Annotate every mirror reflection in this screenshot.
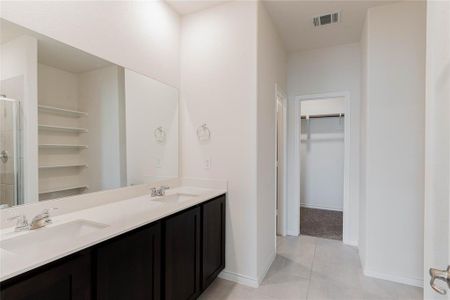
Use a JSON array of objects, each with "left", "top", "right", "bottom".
[{"left": 0, "top": 19, "right": 179, "bottom": 207}]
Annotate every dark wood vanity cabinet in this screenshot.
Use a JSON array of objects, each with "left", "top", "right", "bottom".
[
  {"left": 0, "top": 194, "right": 226, "bottom": 300},
  {"left": 201, "top": 195, "right": 226, "bottom": 291},
  {"left": 0, "top": 251, "right": 91, "bottom": 300},
  {"left": 163, "top": 206, "right": 201, "bottom": 300},
  {"left": 96, "top": 222, "right": 161, "bottom": 300}
]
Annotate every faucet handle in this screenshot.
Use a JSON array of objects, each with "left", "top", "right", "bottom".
[
  {"left": 33, "top": 208, "right": 57, "bottom": 223},
  {"left": 7, "top": 215, "right": 29, "bottom": 232},
  {"left": 41, "top": 207, "right": 58, "bottom": 222},
  {"left": 150, "top": 187, "right": 158, "bottom": 197}
]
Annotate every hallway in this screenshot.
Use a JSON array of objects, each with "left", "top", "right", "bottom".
[{"left": 200, "top": 236, "right": 422, "bottom": 300}]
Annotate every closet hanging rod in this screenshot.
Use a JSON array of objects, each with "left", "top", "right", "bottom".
[{"left": 300, "top": 113, "right": 345, "bottom": 119}]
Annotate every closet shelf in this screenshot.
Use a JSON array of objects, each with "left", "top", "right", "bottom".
[
  {"left": 38, "top": 105, "right": 88, "bottom": 117},
  {"left": 38, "top": 124, "right": 88, "bottom": 133},
  {"left": 39, "top": 185, "right": 88, "bottom": 194},
  {"left": 39, "top": 164, "right": 88, "bottom": 169},
  {"left": 300, "top": 113, "right": 345, "bottom": 119},
  {"left": 39, "top": 144, "right": 88, "bottom": 149}
]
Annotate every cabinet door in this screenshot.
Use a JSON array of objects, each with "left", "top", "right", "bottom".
[
  {"left": 0, "top": 251, "right": 91, "bottom": 300},
  {"left": 164, "top": 206, "right": 201, "bottom": 300},
  {"left": 201, "top": 195, "right": 226, "bottom": 290},
  {"left": 96, "top": 222, "right": 161, "bottom": 300}
]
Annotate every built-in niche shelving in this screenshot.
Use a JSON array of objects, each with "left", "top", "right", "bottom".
[
  {"left": 39, "top": 164, "right": 88, "bottom": 169},
  {"left": 37, "top": 62, "right": 92, "bottom": 201},
  {"left": 39, "top": 185, "right": 89, "bottom": 195},
  {"left": 38, "top": 100, "right": 89, "bottom": 200},
  {"left": 38, "top": 144, "right": 89, "bottom": 149},
  {"left": 38, "top": 124, "right": 88, "bottom": 133},
  {"left": 38, "top": 101, "right": 89, "bottom": 200},
  {"left": 38, "top": 105, "right": 88, "bottom": 117}
]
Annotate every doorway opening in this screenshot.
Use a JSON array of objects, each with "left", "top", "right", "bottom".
[{"left": 298, "top": 95, "right": 348, "bottom": 241}]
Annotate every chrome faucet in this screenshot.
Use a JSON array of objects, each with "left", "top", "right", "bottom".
[
  {"left": 30, "top": 208, "right": 57, "bottom": 230},
  {"left": 8, "top": 215, "right": 29, "bottom": 232},
  {"left": 151, "top": 185, "right": 170, "bottom": 197}
]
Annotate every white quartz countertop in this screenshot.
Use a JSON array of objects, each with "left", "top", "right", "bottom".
[{"left": 0, "top": 186, "right": 226, "bottom": 282}]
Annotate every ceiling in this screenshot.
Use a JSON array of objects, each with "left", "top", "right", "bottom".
[
  {"left": 263, "top": 0, "right": 396, "bottom": 52},
  {"left": 166, "top": 0, "right": 229, "bottom": 15},
  {"left": 1, "top": 19, "right": 111, "bottom": 73},
  {"left": 166, "top": 0, "right": 396, "bottom": 53}
]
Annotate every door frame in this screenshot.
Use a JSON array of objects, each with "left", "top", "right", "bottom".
[
  {"left": 423, "top": 0, "right": 450, "bottom": 297},
  {"left": 275, "top": 85, "right": 288, "bottom": 236},
  {"left": 288, "top": 91, "right": 352, "bottom": 244}
]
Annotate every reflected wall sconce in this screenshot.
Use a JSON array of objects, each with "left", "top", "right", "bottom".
[{"left": 197, "top": 123, "right": 211, "bottom": 142}]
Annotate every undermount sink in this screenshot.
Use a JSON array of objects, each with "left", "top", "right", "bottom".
[
  {"left": 151, "top": 192, "right": 198, "bottom": 204},
  {"left": 0, "top": 219, "right": 108, "bottom": 256}
]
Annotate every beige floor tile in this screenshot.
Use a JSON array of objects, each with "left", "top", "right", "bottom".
[
  {"left": 267, "top": 254, "right": 312, "bottom": 279},
  {"left": 201, "top": 236, "right": 423, "bottom": 300},
  {"left": 257, "top": 271, "right": 309, "bottom": 300},
  {"left": 392, "top": 283, "right": 422, "bottom": 300},
  {"left": 277, "top": 236, "right": 316, "bottom": 265},
  {"left": 307, "top": 274, "right": 369, "bottom": 300}
]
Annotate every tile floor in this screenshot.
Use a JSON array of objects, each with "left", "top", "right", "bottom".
[{"left": 200, "top": 235, "right": 422, "bottom": 300}]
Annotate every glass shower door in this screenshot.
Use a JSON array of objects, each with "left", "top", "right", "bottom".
[{"left": 0, "top": 97, "right": 21, "bottom": 207}]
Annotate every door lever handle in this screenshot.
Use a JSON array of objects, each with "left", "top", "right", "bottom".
[{"left": 429, "top": 266, "right": 450, "bottom": 295}]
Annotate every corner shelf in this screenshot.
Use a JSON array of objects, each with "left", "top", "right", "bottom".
[
  {"left": 39, "top": 185, "right": 88, "bottom": 195},
  {"left": 38, "top": 105, "right": 88, "bottom": 117},
  {"left": 38, "top": 124, "right": 88, "bottom": 133},
  {"left": 39, "top": 144, "right": 88, "bottom": 149},
  {"left": 39, "top": 164, "right": 88, "bottom": 169}
]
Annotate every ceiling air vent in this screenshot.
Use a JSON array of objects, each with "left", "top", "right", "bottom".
[{"left": 313, "top": 12, "right": 340, "bottom": 27}]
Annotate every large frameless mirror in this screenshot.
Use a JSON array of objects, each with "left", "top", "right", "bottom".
[{"left": 0, "top": 19, "right": 179, "bottom": 207}]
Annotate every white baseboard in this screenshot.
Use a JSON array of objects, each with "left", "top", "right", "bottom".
[
  {"left": 258, "top": 251, "right": 276, "bottom": 284},
  {"left": 218, "top": 270, "right": 259, "bottom": 288},
  {"left": 300, "top": 203, "right": 343, "bottom": 212},
  {"left": 364, "top": 269, "right": 423, "bottom": 288},
  {"left": 287, "top": 229, "right": 299, "bottom": 236},
  {"left": 343, "top": 238, "right": 358, "bottom": 247}
]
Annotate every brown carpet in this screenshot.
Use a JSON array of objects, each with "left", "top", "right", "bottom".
[{"left": 300, "top": 207, "right": 343, "bottom": 240}]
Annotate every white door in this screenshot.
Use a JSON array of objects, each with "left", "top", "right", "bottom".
[{"left": 424, "top": 0, "right": 450, "bottom": 298}]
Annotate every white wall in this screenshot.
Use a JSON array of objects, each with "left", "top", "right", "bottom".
[
  {"left": 0, "top": 0, "right": 180, "bottom": 88},
  {"left": 300, "top": 98, "right": 345, "bottom": 211},
  {"left": 180, "top": 1, "right": 259, "bottom": 285},
  {"left": 359, "top": 16, "right": 369, "bottom": 269},
  {"left": 79, "top": 65, "right": 124, "bottom": 192},
  {"left": 125, "top": 69, "right": 179, "bottom": 185},
  {"left": 301, "top": 98, "right": 345, "bottom": 117},
  {"left": 38, "top": 64, "right": 79, "bottom": 110},
  {"left": 300, "top": 117, "right": 344, "bottom": 211},
  {"left": 256, "top": 2, "right": 287, "bottom": 282},
  {"left": 287, "top": 43, "right": 360, "bottom": 243},
  {"left": 0, "top": 36, "right": 38, "bottom": 204},
  {"left": 359, "top": 1, "right": 426, "bottom": 286}
]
